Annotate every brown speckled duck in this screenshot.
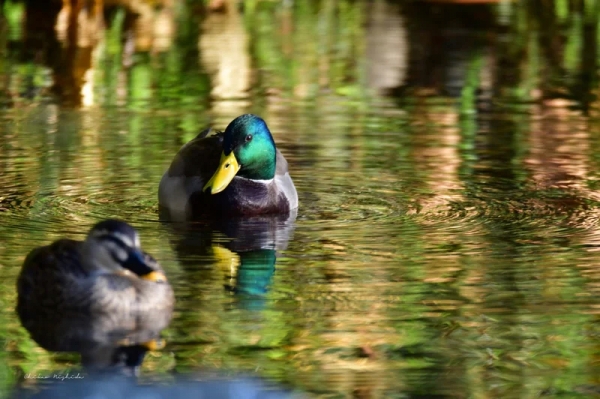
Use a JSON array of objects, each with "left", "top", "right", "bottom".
[{"left": 16, "top": 220, "right": 174, "bottom": 323}]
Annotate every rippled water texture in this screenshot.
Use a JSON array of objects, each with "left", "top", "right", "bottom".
[{"left": 3, "top": 0, "right": 600, "bottom": 398}]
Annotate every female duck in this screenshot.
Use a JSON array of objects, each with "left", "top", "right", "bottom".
[
  {"left": 17, "top": 220, "right": 174, "bottom": 324},
  {"left": 158, "top": 114, "right": 298, "bottom": 219}
]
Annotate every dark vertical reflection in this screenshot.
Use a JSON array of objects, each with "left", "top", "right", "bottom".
[
  {"left": 397, "top": 2, "right": 495, "bottom": 97},
  {"left": 574, "top": 2, "right": 598, "bottom": 113},
  {"left": 22, "top": 0, "right": 62, "bottom": 99},
  {"left": 528, "top": 0, "right": 563, "bottom": 99},
  {"left": 22, "top": 0, "right": 62, "bottom": 63}
]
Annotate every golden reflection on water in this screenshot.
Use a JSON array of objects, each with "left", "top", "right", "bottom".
[
  {"left": 42, "top": 0, "right": 256, "bottom": 117},
  {"left": 410, "top": 106, "right": 464, "bottom": 215},
  {"left": 528, "top": 104, "right": 590, "bottom": 191},
  {"left": 199, "top": 4, "right": 250, "bottom": 101},
  {"left": 6, "top": 1, "right": 600, "bottom": 398},
  {"left": 366, "top": 1, "right": 407, "bottom": 95}
]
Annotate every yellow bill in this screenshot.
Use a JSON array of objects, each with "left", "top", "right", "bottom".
[
  {"left": 141, "top": 271, "right": 167, "bottom": 283},
  {"left": 141, "top": 339, "right": 166, "bottom": 351},
  {"left": 116, "top": 338, "right": 166, "bottom": 351},
  {"left": 203, "top": 151, "right": 241, "bottom": 194}
]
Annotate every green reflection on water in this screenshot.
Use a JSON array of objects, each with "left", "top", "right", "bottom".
[{"left": 3, "top": 0, "right": 600, "bottom": 398}]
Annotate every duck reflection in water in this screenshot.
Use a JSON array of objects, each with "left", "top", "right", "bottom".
[
  {"left": 17, "top": 313, "right": 168, "bottom": 375},
  {"left": 162, "top": 209, "right": 297, "bottom": 310},
  {"left": 16, "top": 220, "right": 174, "bottom": 374}
]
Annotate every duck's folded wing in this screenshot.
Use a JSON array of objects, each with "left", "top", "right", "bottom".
[
  {"left": 159, "top": 133, "right": 223, "bottom": 213},
  {"left": 166, "top": 134, "right": 223, "bottom": 179}
]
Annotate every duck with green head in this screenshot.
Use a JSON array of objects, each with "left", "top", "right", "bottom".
[{"left": 158, "top": 114, "right": 298, "bottom": 219}]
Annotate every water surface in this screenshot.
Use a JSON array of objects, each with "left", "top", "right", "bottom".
[{"left": 2, "top": 1, "right": 600, "bottom": 398}]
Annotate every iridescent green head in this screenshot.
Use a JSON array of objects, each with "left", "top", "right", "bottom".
[{"left": 203, "top": 114, "right": 277, "bottom": 194}]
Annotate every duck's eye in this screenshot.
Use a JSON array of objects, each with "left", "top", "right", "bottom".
[{"left": 245, "top": 134, "right": 253, "bottom": 142}]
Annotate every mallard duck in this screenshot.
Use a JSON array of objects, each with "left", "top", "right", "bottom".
[
  {"left": 16, "top": 220, "right": 174, "bottom": 323},
  {"left": 158, "top": 114, "right": 298, "bottom": 219}
]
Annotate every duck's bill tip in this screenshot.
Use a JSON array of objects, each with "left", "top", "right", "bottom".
[
  {"left": 142, "top": 339, "right": 166, "bottom": 351},
  {"left": 141, "top": 271, "right": 167, "bottom": 283},
  {"left": 203, "top": 151, "right": 240, "bottom": 194}
]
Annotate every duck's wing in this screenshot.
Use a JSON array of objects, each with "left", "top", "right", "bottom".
[
  {"left": 165, "top": 130, "right": 223, "bottom": 180},
  {"left": 274, "top": 150, "right": 298, "bottom": 210},
  {"left": 195, "top": 127, "right": 213, "bottom": 140},
  {"left": 159, "top": 130, "right": 224, "bottom": 216},
  {"left": 16, "top": 239, "right": 87, "bottom": 321}
]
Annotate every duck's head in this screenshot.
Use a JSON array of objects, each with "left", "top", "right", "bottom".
[
  {"left": 203, "top": 114, "right": 277, "bottom": 194},
  {"left": 81, "top": 220, "right": 166, "bottom": 283}
]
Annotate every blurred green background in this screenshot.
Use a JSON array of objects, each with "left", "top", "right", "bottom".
[{"left": 3, "top": 0, "right": 600, "bottom": 397}]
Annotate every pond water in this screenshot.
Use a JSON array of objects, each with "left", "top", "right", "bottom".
[{"left": 2, "top": 0, "right": 600, "bottom": 398}]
